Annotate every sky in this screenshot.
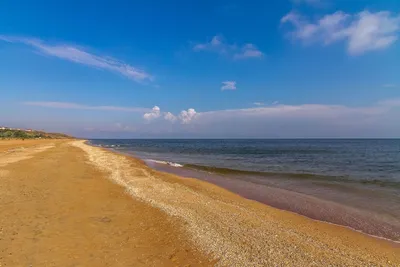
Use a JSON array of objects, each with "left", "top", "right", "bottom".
[{"left": 0, "top": 0, "right": 399, "bottom": 138}]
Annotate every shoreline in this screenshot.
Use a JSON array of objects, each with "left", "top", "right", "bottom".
[
  {"left": 148, "top": 160, "right": 400, "bottom": 244},
  {"left": 2, "top": 139, "right": 399, "bottom": 266},
  {"left": 91, "top": 142, "right": 400, "bottom": 244},
  {"left": 79, "top": 140, "right": 400, "bottom": 266}
]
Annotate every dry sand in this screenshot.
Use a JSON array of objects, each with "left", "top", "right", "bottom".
[
  {"left": 0, "top": 140, "right": 211, "bottom": 266},
  {"left": 0, "top": 139, "right": 399, "bottom": 266}
]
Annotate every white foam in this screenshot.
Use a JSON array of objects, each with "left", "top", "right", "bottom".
[{"left": 147, "top": 159, "right": 184, "bottom": 168}]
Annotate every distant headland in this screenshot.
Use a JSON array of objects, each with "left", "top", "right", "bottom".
[{"left": 0, "top": 126, "right": 73, "bottom": 139}]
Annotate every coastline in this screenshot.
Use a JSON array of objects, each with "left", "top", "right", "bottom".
[
  {"left": 94, "top": 142, "right": 400, "bottom": 243},
  {"left": 146, "top": 159, "right": 400, "bottom": 243},
  {"left": 79, "top": 140, "right": 400, "bottom": 265},
  {"left": 1, "top": 139, "right": 399, "bottom": 266}
]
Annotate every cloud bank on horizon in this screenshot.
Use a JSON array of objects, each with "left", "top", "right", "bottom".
[{"left": 20, "top": 99, "right": 400, "bottom": 138}]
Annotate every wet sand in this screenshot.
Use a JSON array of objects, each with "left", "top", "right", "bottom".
[
  {"left": 148, "top": 161, "right": 400, "bottom": 242},
  {"left": 1, "top": 139, "right": 399, "bottom": 266}
]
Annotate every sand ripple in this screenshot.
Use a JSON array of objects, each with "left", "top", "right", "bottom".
[{"left": 0, "top": 144, "right": 55, "bottom": 167}]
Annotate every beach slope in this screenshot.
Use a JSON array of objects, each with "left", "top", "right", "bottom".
[{"left": 0, "top": 139, "right": 399, "bottom": 266}]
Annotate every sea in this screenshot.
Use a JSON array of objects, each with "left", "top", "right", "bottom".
[{"left": 89, "top": 139, "right": 400, "bottom": 242}]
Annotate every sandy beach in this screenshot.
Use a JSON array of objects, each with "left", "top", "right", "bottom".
[{"left": 1, "top": 139, "right": 399, "bottom": 266}]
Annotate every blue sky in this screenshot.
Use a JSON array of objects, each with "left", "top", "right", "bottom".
[{"left": 0, "top": 0, "right": 399, "bottom": 138}]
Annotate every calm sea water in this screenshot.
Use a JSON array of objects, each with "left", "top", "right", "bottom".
[{"left": 89, "top": 139, "right": 400, "bottom": 241}]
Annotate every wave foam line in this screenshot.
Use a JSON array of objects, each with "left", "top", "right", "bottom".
[{"left": 146, "top": 159, "right": 184, "bottom": 168}]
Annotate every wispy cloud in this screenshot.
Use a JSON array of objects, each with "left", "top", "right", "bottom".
[
  {"left": 115, "top": 122, "right": 135, "bottom": 131},
  {"left": 0, "top": 35, "right": 152, "bottom": 82},
  {"left": 82, "top": 123, "right": 137, "bottom": 134},
  {"left": 233, "top": 44, "right": 264, "bottom": 60},
  {"left": 200, "top": 103, "right": 382, "bottom": 119},
  {"left": 193, "top": 35, "right": 264, "bottom": 60},
  {"left": 383, "top": 83, "right": 397, "bottom": 88},
  {"left": 22, "top": 101, "right": 150, "bottom": 112},
  {"left": 193, "top": 35, "right": 224, "bottom": 52},
  {"left": 281, "top": 10, "right": 400, "bottom": 55},
  {"left": 254, "top": 101, "right": 279, "bottom": 106},
  {"left": 253, "top": 102, "right": 265, "bottom": 106},
  {"left": 378, "top": 99, "right": 400, "bottom": 107},
  {"left": 221, "top": 81, "right": 237, "bottom": 91}
]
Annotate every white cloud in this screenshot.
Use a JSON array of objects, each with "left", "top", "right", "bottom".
[
  {"left": 23, "top": 101, "right": 149, "bottom": 112},
  {"left": 234, "top": 44, "right": 264, "bottom": 59},
  {"left": 221, "top": 81, "right": 237, "bottom": 91},
  {"left": 178, "top": 108, "right": 197, "bottom": 124},
  {"left": 143, "top": 106, "right": 161, "bottom": 121},
  {"left": 347, "top": 11, "right": 400, "bottom": 54},
  {"left": 272, "top": 101, "right": 279, "bottom": 105},
  {"left": 164, "top": 112, "right": 177, "bottom": 122},
  {"left": 0, "top": 35, "right": 152, "bottom": 82},
  {"left": 141, "top": 106, "right": 197, "bottom": 124},
  {"left": 281, "top": 10, "right": 400, "bottom": 55},
  {"left": 17, "top": 99, "right": 400, "bottom": 138},
  {"left": 193, "top": 35, "right": 223, "bottom": 51},
  {"left": 125, "top": 99, "right": 400, "bottom": 138},
  {"left": 193, "top": 35, "right": 264, "bottom": 59}
]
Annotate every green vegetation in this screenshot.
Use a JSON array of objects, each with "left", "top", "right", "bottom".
[{"left": 0, "top": 128, "right": 73, "bottom": 139}]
